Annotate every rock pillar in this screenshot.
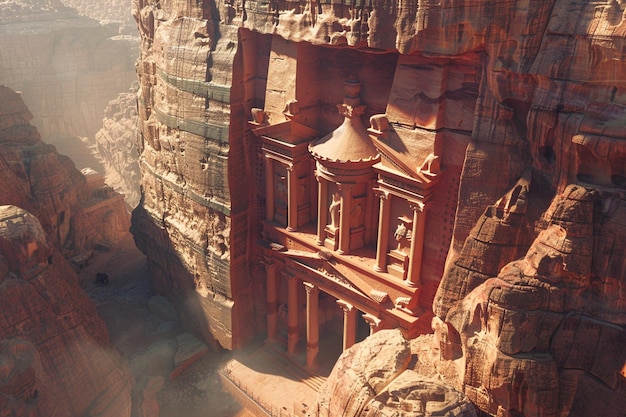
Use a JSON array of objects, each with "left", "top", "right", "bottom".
[
  {"left": 406, "top": 202, "right": 426, "bottom": 287},
  {"left": 374, "top": 190, "right": 390, "bottom": 272},
  {"left": 337, "top": 299, "right": 357, "bottom": 350},
  {"left": 304, "top": 282, "right": 319, "bottom": 370}
]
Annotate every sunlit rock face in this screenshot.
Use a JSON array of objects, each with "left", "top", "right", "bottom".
[
  {"left": 133, "top": 0, "right": 625, "bottom": 414},
  {"left": 0, "top": 86, "right": 129, "bottom": 257},
  {"left": 0, "top": 206, "right": 134, "bottom": 417},
  {"left": 94, "top": 87, "right": 142, "bottom": 209},
  {"left": 0, "top": 0, "right": 136, "bottom": 165}
]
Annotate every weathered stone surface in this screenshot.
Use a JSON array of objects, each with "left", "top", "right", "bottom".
[
  {"left": 317, "top": 329, "right": 476, "bottom": 417},
  {"left": 0, "top": 206, "right": 134, "bottom": 417},
  {"left": 94, "top": 86, "right": 141, "bottom": 208},
  {"left": 433, "top": 185, "right": 626, "bottom": 417},
  {"left": 132, "top": 1, "right": 626, "bottom": 415},
  {"left": 170, "top": 333, "right": 209, "bottom": 380},
  {"left": 0, "top": 86, "right": 130, "bottom": 258}
]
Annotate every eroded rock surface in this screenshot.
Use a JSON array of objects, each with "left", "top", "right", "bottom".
[
  {"left": 0, "top": 205, "right": 133, "bottom": 417},
  {"left": 131, "top": 0, "right": 626, "bottom": 415},
  {"left": 317, "top": 329, "right": 476, "bottom": 417},
  {"left": 94, "top": 86, "right": 141, "bottom": 208},
  {"left": 0, "top": 86, "right": 130, "bottom": 258}
]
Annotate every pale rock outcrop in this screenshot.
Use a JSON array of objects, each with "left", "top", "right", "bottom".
[
  {"left": 93, "top": 87, "right": 141, "bottom": 208},
  {"left": 0, "top": 205, "right": 133, "bottom": 417},
  {"left": 317, "top": 329, "right": 476, "bottom": 417}
]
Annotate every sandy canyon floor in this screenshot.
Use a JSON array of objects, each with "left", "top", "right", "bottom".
[{"left": 78, "top": 233, "right": 245, "bottom": 417}]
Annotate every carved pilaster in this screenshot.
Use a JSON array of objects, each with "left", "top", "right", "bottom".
[
  {"left": 264, "top": 156, "right": 274, "bottom": 222},
  {"left": 374, "top": 188, "right": 391, "bottom": 272},
  {"left": 304, "top": 282, "right": 319, "bottom": 370},
  {"left": 286, "top": 164, "right": 298, "bottom": 231},
  {"left": 263, "top": 260, "right": 279, "bottom": 343},
  {"left": 406, "top": 201, "right": 426, "bottom": 287},
  {"left": 285, "top": 274, "right": 299, "bottom": 355},
  {"left": 316, "top": 173, "right": 328, "bottom": 245},
  {"left": 337, "top": 182, "right": 354, "bottom": 254},
  {"left": 337, "top": 299, "right": 357, "bottom": 350}
]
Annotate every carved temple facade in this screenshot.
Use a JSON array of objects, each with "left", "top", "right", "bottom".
[{"left": 251, "top": 73, "right": 443, "bottom": 369}]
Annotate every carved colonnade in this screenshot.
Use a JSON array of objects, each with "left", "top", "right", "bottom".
[{"left": 263, "top": 259, "right": 382, "bottom": 370}]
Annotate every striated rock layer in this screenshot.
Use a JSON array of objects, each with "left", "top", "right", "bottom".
[
  {"left": 132, "top": 0, "right": 626, "bottom": 415},
  {"left": 0, "top": 205, "right": 134, "bottom": 417}
]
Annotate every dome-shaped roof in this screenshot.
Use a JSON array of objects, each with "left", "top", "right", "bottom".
[{"left": 309, "top": 80, "right": 379, "bottom": 164}]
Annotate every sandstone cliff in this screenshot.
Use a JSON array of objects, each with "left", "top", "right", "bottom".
[
  {"left": 0, "top": 205, "right": 134, "bottom": 417},
  {"left": 0, "top": 0, "right": 137, "bottom": 170},
  {"left": 131, "top": 0, "right": 626, "bottom": 415}
]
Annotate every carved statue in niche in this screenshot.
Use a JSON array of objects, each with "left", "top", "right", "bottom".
[
  {"left": 328, "top": 192, "right": 341, "bottom": 230},
  {"left": 394, "top": 217, "right": 412, "bottom": 252}
]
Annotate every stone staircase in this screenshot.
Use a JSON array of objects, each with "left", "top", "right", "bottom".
[{"left": 259, "top": 344, "right": 327, "bottom": 392}]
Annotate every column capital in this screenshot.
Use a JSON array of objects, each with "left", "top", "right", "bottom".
[
  {"left": 373, "top": 188, "right": 389, "bottom": 200},
  {"left": 362, "top": 313, "right": 382, "bottom": 333},
  {"left": 409, "top": 201, "right": 425, "bottom": 212},
  {"left": 303, "top": 281, "right": 319, "bottom": 295},
  {"left": 336, "top": 299, "right": 354, "bottom": 313}
]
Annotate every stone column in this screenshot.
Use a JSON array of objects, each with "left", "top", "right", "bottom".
[
  {"left": 337, "top": 299, "right": 357, "bottom": 350},
  {"left": 406, "top": 201, "right": 426, "bottom": 287},
  {"left": 316, "top": 173, "right": 328, "bottom": 245},
  {"left": 362, "top": 313, "right": 382, "bottom": 335},
  {"left": 337, "top": 183, "right": 353, "bottom": 254},
  {"left": 265, "top": 261, "right": 278, "bottom": 343},
  {"left": 264, "top": 156, "right": 274, "bottom": 222},
  {"left": 286, "top": 164, "right": 298, "bottom": 231},
  {"left": 286, "top": 274, "right": 299, "bottom": 355},
  {"left": 304, "top": 282, "right": 319, "bottom": 370},
  {"left": 374, "top": 190, "right": 390, "bottom": 272}
]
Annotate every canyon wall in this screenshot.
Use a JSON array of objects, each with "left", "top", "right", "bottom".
[
  {"left": 0, "top": 87, "right": 134, "bottom": 416},
  {"left": 0, "top": 0, "right": 137, "bottom": 170},
  {"left": 132, "top": 0, "right": 625, "bottom": 414}
]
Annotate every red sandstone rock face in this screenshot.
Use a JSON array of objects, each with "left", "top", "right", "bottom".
[
  {"left": 0, "top": 86, "right": 130, "bottom": 257},
  {"left": 0, "top": 206, "right": 133, "bottom": 417},
  {"left": 132, "top": 0, "right": 626, "bottom": 415}
]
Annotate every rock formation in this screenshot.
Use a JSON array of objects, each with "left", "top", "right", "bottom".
[
  {"left": 0, "top": 0, "right": 137, "bottom": 170},
  {"left": 93, "top": 86, "right": 142, "bottom": 209},
  {"left": 0, "top": 85, "right": 129, "bottom": 259},
  {"left": 0, "top": 205, "right": 134, "bottom": 417},
  {"left": 131, "top": 0, "right": 626, "bottom": 415}
]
